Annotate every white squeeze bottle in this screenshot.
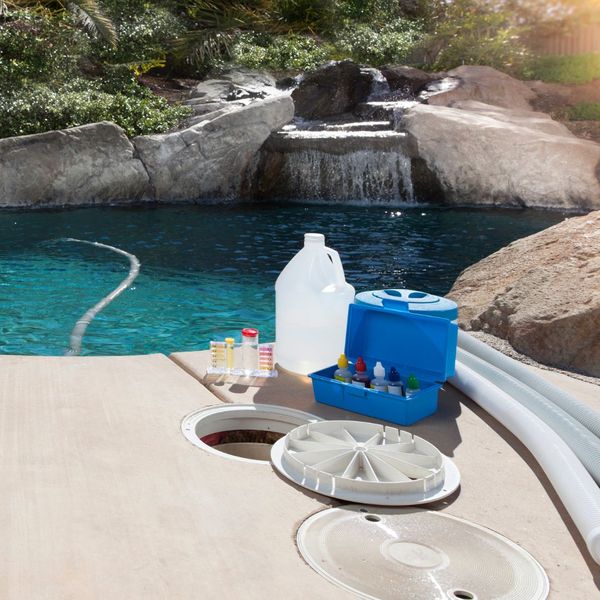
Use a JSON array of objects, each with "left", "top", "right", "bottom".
[
  {"left": 370, "top": 361, "right": 388, "bottom": 392},
  {"left": 275, "top": 233, "right": 355, "bottom": 375}
]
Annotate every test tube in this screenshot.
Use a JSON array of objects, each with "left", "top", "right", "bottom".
[
  {"left": 258, "top": 343, "right": 274, "bottom": 373},
  {"left": 210, "top": 341, "right": 227, "bottom": 370},
  {"left": 225, "top": 337, "right": 235, "bottom": 371},
  {"left": 241, "top": 328, "right": 259, "bottom": 374}
]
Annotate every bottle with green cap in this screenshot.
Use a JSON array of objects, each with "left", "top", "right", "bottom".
[
  {"left": 406, "top": 374, "right": 420, "bottom": 398},
  {"left": 334, "top": 353, "right": 352, "bottom": 383}
]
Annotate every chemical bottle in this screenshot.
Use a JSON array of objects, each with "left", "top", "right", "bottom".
[
  {"left": 351, "top": 357, "right": 371, "bottom": 388},
  {"left": 387, "top": 367, "right": 403, "bottom": 396},
  {"left": 406, "top": 374, "right": 420, "bottom": 398},
  {"left": 275, "top": 233, "right": 355, "bottom": 375},
  {"left": 370, "top": 361, "right": 388, "bottom": 392},
  {"left": 241, "top": 328, "right": 259, "bottom": 374},
  {"left": 334, "top": 354, "right": 352, "bottom": 383}
]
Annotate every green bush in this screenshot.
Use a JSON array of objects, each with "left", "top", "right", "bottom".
[
  {"left": 92, "top": 4, "right": 187, "bottom": 65},
  {"left": 232, "top": 33, "right": 332, "bottom": 71},
  {"left": 334, "top": 18, "right": 423, "bottom": 66},
  {"left": 0, "top": 76, "right": 191, "bottom": 139},
  {"left": 423, "top": 6, "right": 529, "bottom": 71},
  {"left": 567, "top": 102, "right": 600, "bottom": 121},
  {"left": 522, "top": 54, "right": 600, "bottom": 85},
  {"left": 0, "top": 9, "right": 88, "bottom": 86}
]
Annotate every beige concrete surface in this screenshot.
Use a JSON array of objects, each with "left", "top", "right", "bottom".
[
  {"left": 0, "top": 354, "right": 353, "bottom": 600},
  {"left": 171, "top": 350, "right": 600, "bottom": 598}
]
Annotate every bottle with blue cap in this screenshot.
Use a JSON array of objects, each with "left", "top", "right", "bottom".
[{"left": 387, "top": 367, "right": 403, "bottom": 396}]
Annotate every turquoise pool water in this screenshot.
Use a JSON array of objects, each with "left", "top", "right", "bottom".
[{"left": 0, "top": 204, "right": 564, "bottom": 356}]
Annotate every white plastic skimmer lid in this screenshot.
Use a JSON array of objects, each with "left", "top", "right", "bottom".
[
  {"left": 297, "top": 505, "right": 549, "bottom": 600},
  {"left": 270, "top": 420, "right": 460, "bottom": 505}
]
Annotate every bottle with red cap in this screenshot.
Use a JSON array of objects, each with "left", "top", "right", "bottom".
[
  {"left": 241, "top": 327, "right": 259, "bottom": 374},
  {"left": 351, "top": 357, "right": 371, "bottom": 388}
]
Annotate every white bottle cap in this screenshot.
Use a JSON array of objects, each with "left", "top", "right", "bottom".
[
  {"left": 304, "top": 233, "right": 325, "bottom": 246},
  {"left": 373, "top": 361, "right": 385, "bottom": 378}
]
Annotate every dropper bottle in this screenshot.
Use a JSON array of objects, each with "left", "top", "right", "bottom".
[
  {"left": 370, "top": 361, "right": 388, "bottom": 392},
  {"left": 351, "top": 357, "right": 371, "bottom": 388},
  {"left": 406, "top": 374, "right": 420, "bottom": 398},
  {"left": 334, "top": 353, "right": 352, "bottom": 383},
  {"left": 387, "top": 367, "right": 403, "bottom": 396}
]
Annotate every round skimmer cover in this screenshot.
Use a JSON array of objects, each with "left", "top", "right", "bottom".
[
  {"left": 270, "top": 420, "right": 459, "bottom": 505},
  {"left": 297, "top": 505, "right": 549, "bottom": 600}
]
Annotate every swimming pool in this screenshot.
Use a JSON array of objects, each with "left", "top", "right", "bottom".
[{"left": 0, "top": 204, "right": 564, "bottom": 356}]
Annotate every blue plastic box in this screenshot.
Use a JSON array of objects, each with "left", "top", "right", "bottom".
[{"left": 309, "top": 289, "right": 458, "bottom": 426}]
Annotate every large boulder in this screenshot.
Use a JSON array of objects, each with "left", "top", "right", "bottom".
[
  {"left": 380, "top": 64, "right": 440, "bottom": 98},
  {"left": 0, "top": 122, "right": 149, "bottom": 207},
  {"left": 134, "top": 95, "right": 294, "bottom": 201},
  {"left": 291, "top": 60, "right": 372, "bottom": 119},
  {"left": 448, "top": 211, "right": 600, "bottom": 377},
  {"left": 420, "top": 65, "right": 537, "bottom": 111},
  {"left": 401, "top": 101, "right": 600, "bottom": 210}
]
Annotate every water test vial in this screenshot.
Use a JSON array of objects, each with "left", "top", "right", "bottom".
[{"left": 241, "top": 328, "right": 259, "bottom": 374}]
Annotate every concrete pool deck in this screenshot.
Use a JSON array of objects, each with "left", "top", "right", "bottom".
[{"left": 1, "top": 351, "right": 599, "bottom": 599}]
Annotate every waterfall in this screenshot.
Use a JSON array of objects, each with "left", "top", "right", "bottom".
[{"left": 270, "top": 148, "right": 415, "bottom": 205}]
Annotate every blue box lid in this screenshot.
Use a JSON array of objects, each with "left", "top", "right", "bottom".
[
  {"left": 344, "top": 302, "right": 458, "bottom": 383},
  {"left": 355, "top": 289, "right": 458, "bottom": 321}
]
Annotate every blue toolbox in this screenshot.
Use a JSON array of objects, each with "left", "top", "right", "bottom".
[{"left": 309, "top": 289, "right": 458, "bottom": 425}]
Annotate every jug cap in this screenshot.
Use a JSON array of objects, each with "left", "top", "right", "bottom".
[{"left": 304, "top": 233, "right": 325, "bottom": 246}]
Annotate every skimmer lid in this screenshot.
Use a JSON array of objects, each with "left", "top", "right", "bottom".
[
  {"left": 270, "top": 420, "right": 459, "bottom": 505},
  {"left": 297, "top": 505, "right": 549, "bottom": 600}
]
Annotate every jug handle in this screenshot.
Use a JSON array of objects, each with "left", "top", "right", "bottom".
[{"left": 325, "top": 247, "right": 346, "bottom": 286}]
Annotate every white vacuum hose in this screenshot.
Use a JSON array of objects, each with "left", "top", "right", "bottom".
[
  {"left": 458, "top": 330, "right": 600, "bottom": 438},
  {"left": 457, "top": 347, "right": 600, "bottom": 485},
  {"left": 450, "top": 362, "right": 600, "bottom": 565}
]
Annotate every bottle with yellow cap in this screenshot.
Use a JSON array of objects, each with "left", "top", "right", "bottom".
[{"left": 333, "top": 353, "right": 352, "bottom": 383}]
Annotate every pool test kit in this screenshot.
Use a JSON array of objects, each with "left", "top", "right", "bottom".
[
  {"left": 207, "top": 328, "right": 277, "bottom": 378},
  {"left": 309, "top": 289, "right": 458, "bottom": 425}
]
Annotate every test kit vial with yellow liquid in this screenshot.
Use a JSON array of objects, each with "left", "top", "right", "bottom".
[{"left": 207, "top": 329, "right": 277, "bottom": 377}]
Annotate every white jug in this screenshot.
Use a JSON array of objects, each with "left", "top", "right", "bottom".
[{"left": 275, "top": 233, "right": 355, "bottom": 375}]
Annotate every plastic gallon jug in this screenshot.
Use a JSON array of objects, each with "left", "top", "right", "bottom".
[{"left": 275, "top": 233, "right": 355, "bottom": 375}]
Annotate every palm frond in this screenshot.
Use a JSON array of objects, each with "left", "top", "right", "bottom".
[
  {"left": 171, "top": 28, "right": 236, "bottom": 68},
  {"left": 66, "top": 0, "right": 117, "bottom": 47}
]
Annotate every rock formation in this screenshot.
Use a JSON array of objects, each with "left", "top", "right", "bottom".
[
  {"left": 134, "top": 95, "right": 293, "bottom": 202},
  {"left": 401, "top": 101, "right": 600, "bottom": 210},
  {"left": 448, "top": 210, "right": 600, "bottom": 377},
  {"left": 0, "top": 122, "right": 148, "bottom": 208},
  {"left": 420, "top": 65, "right": 537, "bottom": 111}
]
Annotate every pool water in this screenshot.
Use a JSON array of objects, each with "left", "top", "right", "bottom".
[{"left": 0, "top": 204, "right": 564, "bottom": 356}]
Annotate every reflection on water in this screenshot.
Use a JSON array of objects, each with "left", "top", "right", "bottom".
[{"left": 0, "top": 203, "right": 564, "bottom": 355}]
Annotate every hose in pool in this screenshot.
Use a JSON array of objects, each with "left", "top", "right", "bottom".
[{"left": 62, "top": 238, "right": 140, "bottom": 356}]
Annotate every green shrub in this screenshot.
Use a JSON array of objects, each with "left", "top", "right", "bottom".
[
  {"left": 0, "top": 9, "right": 88, "bottom": 86},
  {"left": 0, "top": 77, "right": 191, "bottom": 138},
  {"left": 232, "top": 33, "right": 332, "bottom": 71},
  {"left": 92, "top": 5, "right": 187, "bottom": 65},
  {"left": 567, "top": 102, "right": 600, "bottom": 121},
  {"left": 423, "top": 6, "right": 529, "bottom": 71},
  {"left": 334, "top": 18, "right": 423, "bottom": 66},
  {"left": 522, "top": 54, "right": 600, "bottom": 85}
]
